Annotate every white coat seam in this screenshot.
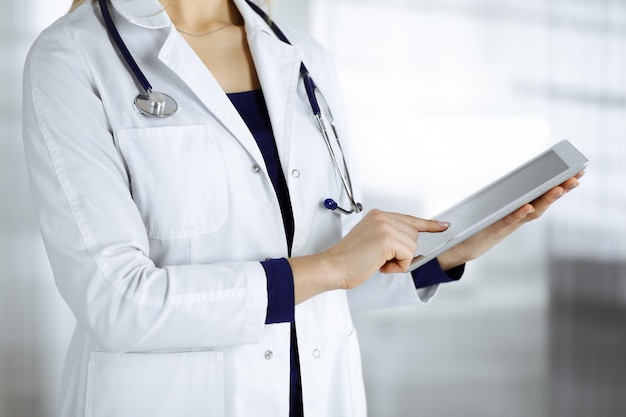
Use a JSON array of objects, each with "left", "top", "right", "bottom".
[
  {"left": 280, "top": 54, "right": 299, "bottom": 178},
  {"left": 29, "top": 28, "right": 103, "bottom": 258}
]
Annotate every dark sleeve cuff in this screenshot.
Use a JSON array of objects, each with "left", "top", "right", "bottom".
[
  {"left": 261, "top": 258, "right": 295, "bottom": 324},
  {"left": 411, "top": 258, "right": 465, "bottom": 289}
]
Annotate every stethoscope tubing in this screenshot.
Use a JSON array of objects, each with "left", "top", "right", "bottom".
[
  {"left": 315, "top": 109, "right": 360, "bottom": 214},
  {"left": 245, "top": 1, "right": 361, "bottom": 214},
  {"left": 99, "top": 0, "right": 152, "bottom": 93}
]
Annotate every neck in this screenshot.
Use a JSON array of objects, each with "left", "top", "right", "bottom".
[{"left": 161, "top": 0, "right": 242, "bottom": 33}]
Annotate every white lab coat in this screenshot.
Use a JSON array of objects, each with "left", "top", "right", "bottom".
[{"left": 23, "top": 0, "right": 436, "bottom": 416}]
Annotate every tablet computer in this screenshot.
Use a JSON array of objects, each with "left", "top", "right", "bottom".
[{"left": 410, "top": 140, "right": 588, "bottom": 271}]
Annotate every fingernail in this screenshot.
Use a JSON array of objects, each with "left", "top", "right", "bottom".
[
  {"left": 524, "top": 207, "right": 535, "bottom": 216},
  {"left": 554, "top": 191, "right": 565, "bottom": 200},
  {"left": 566, "top": 183, "right": 579, "bottom": 192},
  {"left": 438, "top": 221, "right": 451, "bottom": 228}
]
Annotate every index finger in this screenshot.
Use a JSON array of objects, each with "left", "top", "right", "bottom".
[
  {"left": 407, "top": 215, "right": 450, "bottom": 233},
  {"left": 373, "top": 211, "right": 451, "bottom": 234}
]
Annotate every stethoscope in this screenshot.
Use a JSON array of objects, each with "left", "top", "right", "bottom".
[{"left": 99, "top": 0, "right": 362, "bottom": 215}]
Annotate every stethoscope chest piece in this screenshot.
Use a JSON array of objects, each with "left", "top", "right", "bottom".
[{"left": 134, "top": 91, "right": 178, "bottom": 117}]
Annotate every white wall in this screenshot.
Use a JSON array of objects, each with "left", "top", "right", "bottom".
[{"left": 1, "top": 0, "right": 75, "bottom": 415}]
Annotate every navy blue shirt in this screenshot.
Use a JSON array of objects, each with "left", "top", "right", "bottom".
[{"left": 228, "top": 88, "right": 463, "bottom": 417}]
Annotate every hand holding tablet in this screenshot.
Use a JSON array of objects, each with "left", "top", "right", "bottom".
[{"left": 411, "top": 140, "right": 588, "bottom": 271}]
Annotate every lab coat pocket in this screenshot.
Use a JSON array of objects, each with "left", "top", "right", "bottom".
[
  {"left": 85, "top": 351, "right": 224, "bottom": 417},
  {"left": 116, "top": 125, "right": 228, "bottom": 239}
]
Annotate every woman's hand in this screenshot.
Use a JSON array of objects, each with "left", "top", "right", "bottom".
[
  {"left": 437, "top": 172, "right": 584, "bottom": 271},
  {"left": 289, "top": 209, "right": 450, "bottom": 304}
]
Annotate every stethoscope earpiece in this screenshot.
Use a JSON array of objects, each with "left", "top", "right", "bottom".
[
  {"left": 324, "top": 199, "right": 338, "bottom": 211},
  {"left": 324, "top": 198, "right": 362, "bottom": 215}
]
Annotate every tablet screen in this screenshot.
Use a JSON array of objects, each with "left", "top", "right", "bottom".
[
  {"left": 441, "top": 150, "right": 567, "bottom": 236},
  {"left": 411, "top": 150, "right": 571, "bottom": 269}
]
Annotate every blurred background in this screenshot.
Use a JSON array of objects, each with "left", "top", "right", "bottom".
[{"left": 1, "top": 0, "right": 624, "bottom": 416}]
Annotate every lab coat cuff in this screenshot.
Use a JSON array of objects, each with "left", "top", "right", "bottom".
[
  {"left": 261, "top": 258, "right": 295, "bottom": 324},
  {"left": 411, "top": 258, "right": 465, "bottom": 289}
]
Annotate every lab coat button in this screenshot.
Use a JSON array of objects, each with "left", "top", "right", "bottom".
[
  {"left": 291, "top": 169, "right": 300, "bottom": 178},
  {"left": 312, "top": 349, "right": 320, "bottom": 358},
  {"left": 264, "top": 350, "right": 273, "bottom": 360},
  {"left": 251, "top": 164, "right": 261, "bottom": 173}
]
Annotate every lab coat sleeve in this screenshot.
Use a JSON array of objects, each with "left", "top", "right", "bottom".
[{"left": 22, "top": 26, "right": 268, "bottom": 352}]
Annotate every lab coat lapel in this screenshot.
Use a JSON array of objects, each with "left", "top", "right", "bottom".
[
  {"left": 246, "top": 28, "right": 302, "bottom": 174},
  {"left": 155, "top": 0, "right": 301, "bottom": 172},
  {"left": 157, "top": 29, "right": 266, "bottom": 166}
]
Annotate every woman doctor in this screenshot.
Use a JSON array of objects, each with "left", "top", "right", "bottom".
[{"left": 22, "top": 0, "right": 581, "bottom": 416}]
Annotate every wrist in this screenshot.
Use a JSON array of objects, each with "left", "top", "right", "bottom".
[
  {"left": 437, "top": 243, "right": 473, "bottom": 272},
  {"left": 288, "top": 252, "right": 343, "bottom": 304}
]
